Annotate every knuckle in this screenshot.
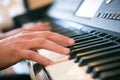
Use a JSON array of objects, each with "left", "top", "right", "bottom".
[
  {"left": 11, "top": 46, "right": 23, "bottom": 59},
  {"left": 38, "top": 38, "right": 46, "bottom": 45},
  {"left": 44, "top": 31, "right": 52, "bottom": 36},
  {"left": 14, "top": 41, "right": 25, "bottom": 49},
  {"left": 17, "top": 31, "right": 32, "bottom": 39},
  {"left": 27, "top": 53, "right": 35, "bottom": 60}
]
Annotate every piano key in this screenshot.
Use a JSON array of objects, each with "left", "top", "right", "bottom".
[
  {"left": 75, "top": 45, "right": 120, "bottom": 62},
  {"left": 63, "top": 32, "right": 78, "bottom": 37},
  {"left": 69, "top": 33, "right": 88, "bottom": 38},
  {"left": 116, "top": 39, "right": 120, "bottom": 43},
  {"left": 92, "top": 62, "right": 120, "bottom": 78},
  {"left": 60, "top": 30, "right": 75, "bottom": 34},
  {"left": 60, "top": 30, "right": 85, "bottom": 37},
  {"left": 46, "top": 60, "right": 94, "bottom": 80},
  {"left": 54, "top": 28, "right": 74, "bottom": 33},
  {"left": 70, "top": 41, "right": 116, "bottom": 59},
  {"left": 92, "top": 32, "right": 101, "bottom": 35},
  {"left": 79, "top": 48, "right": 120, "bottom": 66},
  {"left": 68, "top": 37, "right": 103, "bottom": 50},
  {"left": 73, "top": 37, "right": 103, "bottom": 47},
  {"left": 98, "top": 32, "right": 107, "bottom": 37},
  {"left": 100, "top": 69, "right": 120, "bottom": 80},
  {"left": 75, "top": 36, "right": 98, "bottom": 43},
  {"left": 52, "top": 27, "right": 69, "bottom": 32},
  {"left": 89, "top": 30, "right": 96, "bottom": 33},
  {"left": 71, "top": 39, "right": 108, "bottom": 50},
  {"left": 87, "top": 56, "right": 120, "bottom": 73},
  {"left": 109, "top": 36, "right": 118, "bottom": 40},
  {"left": 71, "top": 34, "right": 93, "bottom": 40},
  {"left": 104, "top": 35, "right": 113, "bottom": 38}
]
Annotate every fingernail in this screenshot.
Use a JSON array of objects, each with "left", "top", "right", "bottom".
[
  {"left": 69, "top": 39, "right": 75, "bottom": 45},
  {"left": 64, "top": 48, "right": 70, "bottom": 54}
]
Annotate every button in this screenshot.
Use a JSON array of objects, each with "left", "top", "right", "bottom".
[
  {"left": 116, "top": 14, "right": 120, "bottom": 20},
  {"left": 101, "top": 13, "right": 106, "bottom": 18},
  {"left": 112, "top": 14, "right": 119, "bottom": 20},
  {"left": 97, "top": 13, "right": 101, "bottom": 17},
  {"left": 103, "top": 13, "right": 108, "bottom": 18},
  {"left": 106, "top": 13, "right": 112, "bottom": 19},
  {"left": 106, "top": 0, "right": 113, "bottom": 4},
  {"left": 99, "top": 13, "right": 104, "bottom": 18},
  {"left": 109, "top": 14, "right": 115, "bottom": 19}
]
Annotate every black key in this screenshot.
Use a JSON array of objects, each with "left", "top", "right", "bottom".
[
  {"left": 71, "top": 39, "right": 108, "bottom": 50},
  {"left": 104, "top": 35, "right": 113, "bottom": 39},
  {"left": 71, "top": 34, "right": 93, "bottom": 40},
  {"left": 116, "top": 39, "right": 120, "bottom": 43},
  {"left": 73, "top": 38, "right": 103, "bottom": 46},
  {"left": 100, "top": 69, "right": 120, "bottom": 80},
  {"left": 68, "top": 38, "right": 102, "bottom": 49},
  {"left": 87, "top": 56, "right": 120, "bottom": 73},
  {"left": 69, "top": 36, "right": 97, "bottom": 50},
  {"left": 62, "top": 31, "right": 84, "bottom": 37},
  {"left": 79, "top": 48, "right": 120, "bottom": 66},
  {"left": 61, "top": 31, "right": 75, "bottom": 35},
  {"left": 75, "top": 36, "right": 98, "bottom": 43},
  {"left": 92, "top": 62, "right": 120, "bottom": 78},
  {"left": 69, "top": 41, "right": 115, "bottom": 59},
  {"left": 89, "top": 30, "right": 96, "bottom": 33},
  {"left": 75, "top": 45, "right": 120, "bottom": 62},
  {"left": 98, "top": 33, "right": 107, "bottom": 37},
  {"left": 53, "top": 27, "right": 69, "bottom": 33},
  {"left": 69, "top": 33, "right": 88, "bottom": 38}
]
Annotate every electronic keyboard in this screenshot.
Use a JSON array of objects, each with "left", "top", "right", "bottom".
[{"left": 25, "top": 0, "right": 120, "bottom": 80}]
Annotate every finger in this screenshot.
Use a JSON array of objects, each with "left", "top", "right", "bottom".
[
  {"left": 29, "top": 24, "right": 51, "bottom": 31},
  {"left": 34, "top": 31, "right": 75, "bottom": 46},
  {"left": 22, "top": 22, "right": 51, "bottom": 31},
  {"left": 25, "top": 38, "right": 70, "bottom": 55},
  {"left": 23, "top": 50, "right": 54, "bottom": 66},
  {"left": 35, "top": 22, "right": 51, "bottom": 31},
  {"left": 46, "top": 32, "right": 75, "bottom": 46}
]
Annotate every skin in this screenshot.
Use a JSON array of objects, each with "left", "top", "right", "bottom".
[
  {"left": 0, "top": 22, "right": 52, "bottom": 39},
  {"left": 0, "top": 22, "right": 75, "bottom": 70}
]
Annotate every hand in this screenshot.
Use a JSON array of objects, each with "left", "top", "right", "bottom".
[
  {"left": 0, "top": 31, "right": 74, "bottom": 70},
  {"left": 0, "top": 22, "right": 51, "bottom": 39}
]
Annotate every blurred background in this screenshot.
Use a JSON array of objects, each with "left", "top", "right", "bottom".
[
  {"left": 0, "top": 0, "right": 53, "bottom": 76},
  {"left": 0, "top": 0, "right": 53, "bottom": 32}
]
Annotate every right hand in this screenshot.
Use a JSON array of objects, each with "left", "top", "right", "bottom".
[{"left": 0, "top": 31, "right": 74, "bottom": 70}]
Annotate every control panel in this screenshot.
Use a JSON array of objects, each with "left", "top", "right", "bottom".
[
  {"left": 97, "top": 12, "right": 120, "bottom": 20},
  {"left": 95, "top": 0, "right": 120, "bottom": 20}
]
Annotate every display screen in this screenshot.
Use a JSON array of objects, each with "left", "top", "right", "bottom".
[{"left": 75, "top": 0, "right": 104, "bottom": 18}]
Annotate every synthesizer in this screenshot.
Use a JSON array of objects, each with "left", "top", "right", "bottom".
[{"left": 26, "top": 0, "right": 120, "bottom": 80}]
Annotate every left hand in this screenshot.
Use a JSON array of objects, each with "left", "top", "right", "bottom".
[{"left": 1, "top": 22, "right": 51, "bottom": 39}]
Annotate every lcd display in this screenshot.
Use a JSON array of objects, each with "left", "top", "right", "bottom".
[{"left": 75, "top": 0, "right": 104, "bottom": 18}]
